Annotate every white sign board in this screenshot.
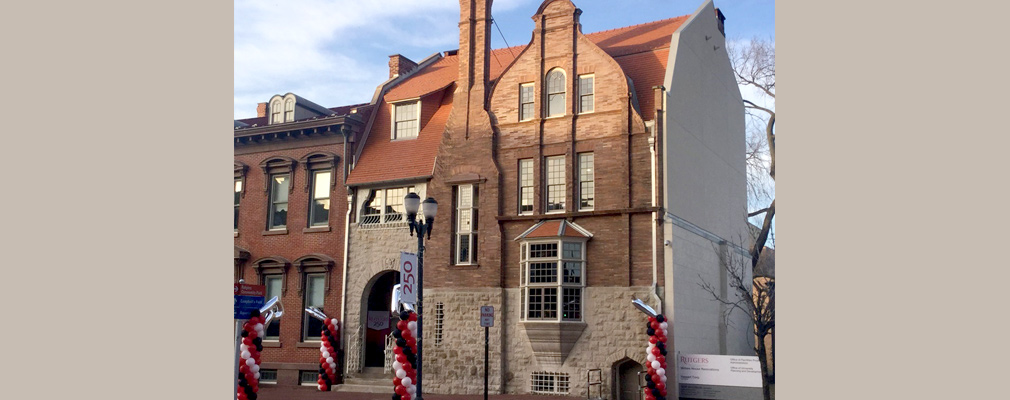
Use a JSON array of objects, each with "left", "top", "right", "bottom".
[
  {"left": 677, "top": 354, "right": 762, "bottom": 400},
  {"left": 480, "top": 306, "right": 494, "bottom": 327},
  {"left": 366, "top": 311, "right": 390, "bottom": 330},
  {"left": 399, "top": 252, "right": 418, "bottom": 304}
]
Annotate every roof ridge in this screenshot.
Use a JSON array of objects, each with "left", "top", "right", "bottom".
[{"left": 583, "top": 14, "right": 688, "bottom": 38}]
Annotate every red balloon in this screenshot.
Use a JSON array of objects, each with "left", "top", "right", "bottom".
[
  {"left": 394, "top": 347, "right": 403, "bottom": 355},
  {"left": 656, "top": 382, "right": 665, "bottom": 391},
  {"left": 397, "top": 320, "right": 408, "bottom": 331},
  {"left": 396, "top": 386, "right": 407, "bottom": 395},
  {"left": 650, "top": 321, "right": 660, "bottom": 330},
  {"left": 243, "top": 337, "right": 253, "bottom": 345},
  {"left": 248, "top": 330, "right": 258, "bottom": 338},
  {"left": 649, "top": 336, "right": 658, "bottom": 344},
  {"left": 393, "top": 378, "right": 401, "bottom": 387},
  {"left": 401, "top": 394, "right": 411, "bottom": 400},
  {"left": 396, "top": 354, "right": 407, "bottom": 363},
  {"left": 652, "top": 374, "right": 661, "bottom": 383},
  {"left": 657, "top": 355, "right": 666, "bottom": 363},
  {"left": 644, "top": 393, "right": 655, "bottom": 400},
  {"left": 406, "top": 338, "right": 416, "bottom": 348},
  {"left": 660, "top": 388, "right": 667, "bottom": 396},
  {"left": 408, "top": 313, "right": 417, "bottom": 321},
  {"left": 648, "top": 316, "right": 657, "bottom": 323},
  {"left": 402, "top": 329, "right": 412, "bottom": 339},
  {"left": 651, "top": 347, "right": 661, "bottom": 356}
]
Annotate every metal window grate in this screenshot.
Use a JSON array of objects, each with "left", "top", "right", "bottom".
[
  {"left": 531, "top": 371, "right": 570, "bottom": 395},
  {"left": 299, "top": 370, "right": 318, "bottom": 385},
  {"left": 260, "top": 369, "right": 278, "bottom": 383},
  {"left": 434, "top": 302, "right": 444, "bottom": 345}
]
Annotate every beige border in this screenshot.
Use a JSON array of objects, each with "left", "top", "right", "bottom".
[{"left": 4, "top": 1, "right": 232, "bottom": 398}]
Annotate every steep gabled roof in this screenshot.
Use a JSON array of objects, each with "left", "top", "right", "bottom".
[{"left": 514, "top": 219, "right": 593, "bottom": 241}]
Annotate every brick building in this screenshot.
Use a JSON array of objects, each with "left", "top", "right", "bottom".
[{"left": 235, "top": 0, "right": 752, "bottom": 398}]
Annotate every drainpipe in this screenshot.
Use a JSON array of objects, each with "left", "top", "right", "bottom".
[
  {"left": 340, "top": 193, "right": 352, "bottom": 358},
  {"left": 650, "top": 86, "right": 666, "bottom": 309}
]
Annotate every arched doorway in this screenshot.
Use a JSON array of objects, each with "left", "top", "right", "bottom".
[
  {"left": 613, "top": 358, "right": 645, "bottom": 400},
  {"left": 362, "top": 270, "right": 399, "bottom": 370}
]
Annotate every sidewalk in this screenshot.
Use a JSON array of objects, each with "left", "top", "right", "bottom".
[{"left": 256, "top": 387, "right": 584, "bottom": 400}]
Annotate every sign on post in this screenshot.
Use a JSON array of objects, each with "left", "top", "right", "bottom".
[
  {"left": 677, "top": 354, "right": 762, "bottom": 400},
  {"left": 399, "top": 252, "right": 418, "bottom": 304},
  {"left": 480, "top": 306, "right": 494, "bottom": 327},
  {"left": 234, "top": 283, "right": 266, "bottom": 319}
]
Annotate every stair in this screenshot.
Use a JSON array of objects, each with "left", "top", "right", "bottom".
[{"left": 335, "top": 371, "right": 393, "bottom": 394}]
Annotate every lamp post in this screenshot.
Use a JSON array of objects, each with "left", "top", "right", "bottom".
[{"left": 403, "top": 192, "right": 437, "bottom": 400}]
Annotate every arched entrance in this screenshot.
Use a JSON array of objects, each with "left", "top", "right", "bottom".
[
  {"left": 613, "top": 358, "right": 645, "bottom": 400},
  {"left": 361, "top": 270, "right": 399, "bottom": 370}
]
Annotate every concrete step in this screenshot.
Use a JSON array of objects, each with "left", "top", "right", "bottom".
[{"left": 333, "top": 383, "right": 393, "bottom": 393}]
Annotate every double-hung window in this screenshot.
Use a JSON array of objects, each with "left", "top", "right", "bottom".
[
  {"left": 520, "top": 83, "right": 535, "bottom": 121},
  {"left": 309, "top": 171, "right": 331, "bottom": 227},
  {"left": 578, "top": 75, "right": 594, "bottom": 113},
  {"left": 234, "top": 178, "right": 242, "bottom": 231},
  {"left": 268, "top": 174, "right": 290, "bottom": 229},
  {"left": 578, "top": 153, "right": 594, "bottom": 210},
  {"left": 392, "top": 101, "right": 420, "bottom": 139},
  {"left": 545, "top": 156, "right": 565, "bottom": 213},
  {"left": 284, "top": 98, "right": 295, "bottom": 122},
  {"left": 546, "top": 69, "right": 566, "bottom": 117},
  {"left": 263, "top": 275, "right": 283, "bottom": 339},
  {"left": 455, "top": 184, "right": 477, "bottom": 264},
  {"left": 518, "top": 159, "right": 533, "bottom": 215},
  {"left": 302, "top": 273, "right": 325, "bottom": 340},
  {"left": 521, "top": 240, "right": 585, "bottom": 321},
  {"left": 271, "top": 100, "right": 283, "bottom": 124}
]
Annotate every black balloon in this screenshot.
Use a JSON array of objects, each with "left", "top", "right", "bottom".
[
  {"left": 256, "top": 344, "right": 263, "bottom": 352},
  {"left": 400, "top": 311, "right": 410, "bottom": 320},
  {"left": 393, "top": 394, "right": 402, "bottom": 400},
  {"left": 249, "top": 393, "right": 257, "bottom": 400},
  {"left": 656, "top": 396, "right": 665, "bottom": 400},
  {"left": 252, "top": 337, "right": 262, "bottom": 345},
  {"left": 250, "top": 309, "right": 261, "bottom": 318},
  {"left": 397, "top": 338, "right": 407, "bottom": 347},
  {"left": 656, "top": 314, "right": 665, "bottom": 323},
  {"left": 647, "top": 328, "right": 656, "bottom": 336},
  {"left": 245, "top": 385, "right": 254, "bottom": 395},
  {"left": 646, "top": 379, "right": 655, "bottom": 388},
  {"left": 656, "top": 342, "right": 665, "bottom": 350},
  {"left": 241, "top": 330, "right": 249, "bottom": 337},
  {"left": 651, "top": 388, "right": 661, "bottom": 396},
  {"left": 660, "top": 349, "right": 667, "bottom": 356},
  {"left": 392, "top": 329, "right": 402, "bottom": 339}
]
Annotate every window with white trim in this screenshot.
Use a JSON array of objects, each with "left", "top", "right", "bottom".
[
  {"left": 309, "top": 170, "right": 331, "bottom": 227},
  {"left": 545, "top": 156, "right": 565, "bottom": 213},
  {"left": 578, "top": 153, "right": 594, "bottom": 210},
  {"left": 519, "top": 159, "right": 533, "bottom": 215},
  {"left": 259, "top": 369, "right": 278, "bottom": 384},
  {"left": 360, "top": 186, "right": 416, "bottom": 225},
  {"left": 234, "top": 178, "right": 242, "bottom": 231},
  {"left": 268, "top": 174, "right": 290, "bottom": 229},
  {"left": 264, "top": 275, "right": 283, "bottom": 339},
  {"left": 284, "top": 98, "right": 295, "bottom": 122},
  {"left": 520, "top": 83, "right": 535, "bottom": 121},
  {"left": 530, "top": 371, "right": 570, "bottom": 394},
  {"left": 302, "top": 273, "right": 325, "bottom": 340},
  {"left": 271, "top": 100, "right": 283, "bottom": 124},
  {"left": 545, "top": 69, "right": 566, "bottom": 117},
  {"left": 455, "top": 184, "right": 477, "bottom": 265},
  {"left": 299, "top": 370, "right": 318, "bottom": 386},
  {"left": 521, "top": 240, "right": 585, "bottom": 321},
  {"left": 392, "top": 101, "right": 420, "bottom": 139},
  {"left": 578, "top": 75, "right": 594, "bottom": 113}
]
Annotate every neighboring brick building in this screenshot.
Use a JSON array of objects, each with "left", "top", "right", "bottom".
[{"left": 236, "top": 0, "right": 752, "bottom": 397}]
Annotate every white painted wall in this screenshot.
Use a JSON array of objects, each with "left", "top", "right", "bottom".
[{"left": 660, "top": 0, "right": 752, "bottom": 377}]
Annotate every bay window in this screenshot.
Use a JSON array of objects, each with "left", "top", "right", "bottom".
[{"left": 521, "top": 239, "right": 586, "bottom": 321}]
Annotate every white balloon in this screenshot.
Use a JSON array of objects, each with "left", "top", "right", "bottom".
[
  {"left": 245, "top": 358, "right": 256, "bottom": 366},
  {"left": 647, "top": 354, "right": 656, "bottom": 362},
  {"left": 655, "top": 368, "right": 665, "bottom": 376},
  {"left": 254, "top": 323, "right": 264, "bottom": 331},
  {"left": 331, "top": 318, "right": 339, "bottom": 328},
  {"left": 651, "top": 360, "right": 661, "bottom": 369},
  {"left": 393, "top": 361, "right": 403, "bottom": 371},
  {"left": 318, "top": 384, "right": 326, "bottom": 391},
  {"left": 241, "top": 350, "right": 251, "bottom": 359},
  {"left": 659, "top": 322, "right": 668, "bottom": 330},
  {"left": 251, "top": 364, "right": 260, "bottom": 373},
  {"left": 396, "top": 369, "right": 406, "bottom": 379},
  {"left": 661, "top": 375, "right": 667, "bottom": 383},
  {"left": 662, "top": 329, "right": 668, "bottom": 337},
  {"left": 322, "top": 351, "right": 330, "bottom": 359},
  {"left": 401, "top": 377, "right": 412, "bottom": 387},
  {"left": 254, "top": 372, "right": 261, "bottom": 380},
  {"left": 407, "top": 321, "right": 417, "bottom": 331},
  {"left": 407, "top": 386, "right": 416, "bottom": 395},
  {"left": 240, "top": 344, "right": 249, "bottom": 352},
  {"left": 326, "top": 357, "right": 334, "bottom": 364}
]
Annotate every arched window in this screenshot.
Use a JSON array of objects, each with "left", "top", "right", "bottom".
[
  {"left": 271, "top": 100, "right": 283, "bottom": 124},
  {"left": 545, "top": 69, "right": 566, "bottom": 117},
  {"left": 284, "top": 98, "right": 295, "bottom": 122}
]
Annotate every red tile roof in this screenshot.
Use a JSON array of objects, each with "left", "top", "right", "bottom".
[{"left": 346, "top": 15, "right": 687, "bottom": 186}]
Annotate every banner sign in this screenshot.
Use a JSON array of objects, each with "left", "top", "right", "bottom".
[
  {"left": 677, "top": 354, "right": 762, "bottom": 400},
  {"left": 366, "top": 311, "right": 390, "bottom": 330},
  {"left": 399, "top": 252, "right": 418, "bottom": 304},
  {"left": 234, "top": 283, "right": 265, "bottom": 319}
]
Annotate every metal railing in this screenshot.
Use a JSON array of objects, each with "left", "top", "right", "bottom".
[
  {"left": 384, "top": 332, "right": 396, "bottom": 374},
  {"left": 587, "top": 368, "right": 602, "bottom": 399}
]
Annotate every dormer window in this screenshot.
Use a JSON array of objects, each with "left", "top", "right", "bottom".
[
  {"left": 392, "top": 101, "right": 420, "bottom": 139},
  {"left": 546, "top": 69, "right": 566, "bottom": 117},
  {"left": 284, "top": 98, "right": 295, "bottom": 122},
  {"left": 270, "top": 100, "right": 283, "bottom": 124}
]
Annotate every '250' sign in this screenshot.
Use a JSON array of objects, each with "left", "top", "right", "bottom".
[{"left": 399, "top": 252, "right": 418, "bottom": 304}]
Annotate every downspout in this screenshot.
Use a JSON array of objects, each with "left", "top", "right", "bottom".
[
  {"left": 650, "top": 86, "right": 666, "bottom": 309},
  {"left": 339, "top": 127, "right": 352, "bottom": 360}
]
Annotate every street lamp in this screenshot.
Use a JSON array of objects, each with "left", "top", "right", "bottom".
[{"left": 403, "top": 192, "right": 437, "bottom": 400}]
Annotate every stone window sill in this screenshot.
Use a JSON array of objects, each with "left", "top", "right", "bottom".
[
  {"left": 452, "top": 263, "right": 480, "bottom": 269},
  {"left": 296, "top": 341, "right": 322, "bottom": 348},
  {"left": 303, "top": 226, "right": 331, "bottom": 233},
  {"left": 234, "top": 231, "right": 239, "bottom": 237},
  {"left": 262, "top": 229, "right": 288, "bottom": 236},
  {"left": 262, "top": 340, "right": 281, "bottom": 348}
]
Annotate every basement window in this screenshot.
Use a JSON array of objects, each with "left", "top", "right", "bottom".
[{"left": 530, "top": 371, "right": 570, "bottom": 394}]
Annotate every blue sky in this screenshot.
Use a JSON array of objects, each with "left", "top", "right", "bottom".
[{"left": 234, "top": 0, "right": 774, "bottom": 119}]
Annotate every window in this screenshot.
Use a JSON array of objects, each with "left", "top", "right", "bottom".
[
  {"left": 578, "top": 153, "right": 594, "bottom": 210},
  {"left": 302, "top": 273, "right": 325, "bottom": 340},
  {"left": 360, "top": 186, "right": 416, "bottom": 225},
  {"left": 264, "top": 275, "right": 283, "bottom": 340},
  {"left": 259, "top": 369, "right": 278, "bottom": 384},
  {"left": 518, "top": 159, "right": 533, "bottom": 215},
  {"left": 309, "top": 171, "right": 331, "bottom": 227},
  {"left": 530, "top": 372, "right": 570, "bottom": 394},
  {"left": 578, "top": 75, "right": 594, "bottom": 113},
  {"left": 434, "top": 302, "right": 444, "bottom": 346},
  {"left": 392, "top": 101, "right": 419, "bottom": 139},
  {"left": 455, "top": 184, "right": 477, "bottom": 264},
  {"left": 284, "top": 98, "right": 295, "bottom": 122},
  {"left": 545, "top": 69, "right": 566, "bottom": 117},
  {"left": 271, "top": 100, "right": 282, "bottom": 124},
  {"left": 299, "top": 370, "right": 319, "bottom": 386},
  {"left": 268, "top": 174, "right": 290, "bottom": 229},
  {"left": 520, "top": 83, "right": 535, "bottom": 121},
  {"left": 545, "top": 156, "right": 565, "bottom": 213},
  {"left": 521, "top": 240, "right": 585, "bottom": 321},
  {"left": 234, "top": 178, "right": 242, "bottom": 231}
]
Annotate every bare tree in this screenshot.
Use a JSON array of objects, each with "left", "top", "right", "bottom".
[{"left": 699, "top": 246, "right": 775, "bottom": 400}]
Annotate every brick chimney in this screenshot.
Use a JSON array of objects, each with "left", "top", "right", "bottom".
[
  {"left": 456, "top": 0, "right": 492, "bottom": 109},
  {"left": 388, "top": 54, "right": 417, "bottom": 78},
  {"left": 256, "top": 102, "right": 267, "bottom": 118}
]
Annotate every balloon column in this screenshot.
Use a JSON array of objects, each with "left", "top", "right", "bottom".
[
  {"left": 237, "top": 309, "right": 265, "bottom": 400},
  {"left": 306, "top": 307, "right": 341, "bottom": 391},
  {"left": 631, "top": 298, "right": 668, "bottom": 400},
  {"left": 391, "top": 310, "right": 418, "bottom": 400}
]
